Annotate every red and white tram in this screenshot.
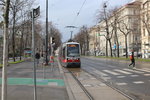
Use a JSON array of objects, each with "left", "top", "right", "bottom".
[{"left": 59, "top": 42, "right": 81, "bottom": 68}]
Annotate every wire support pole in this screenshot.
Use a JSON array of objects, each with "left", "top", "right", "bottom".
[{"left": 45, "top": 0, "right": 48, "bottom": 65}]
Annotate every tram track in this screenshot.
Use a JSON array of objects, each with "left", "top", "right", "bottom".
[
  {"left": 82, "top": 68, "right": 135, "bottom": 100},
  {"left": 63, "top": 66, "right": 136, "bottom": 100},
  {"left": 63, "top": 67, "right": 94, "bottom": 100}
]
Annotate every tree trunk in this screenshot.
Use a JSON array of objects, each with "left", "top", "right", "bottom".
[
  {"left": 108, "top": 39, "right": 112, "bottom": 57},
  {"left": 125, "top": 35, "right": 128, "bottom": 58},
  {"left": 106, "top": 39, "right": 108, "bottom": 57},
  {"left": 20, "top": 23, "right": 24, "bottom": 60},
  {"left": 2, "top": 0, "right": 10, "bottom": 100},
  {"left": 12, "top": 6, "right": 16, "bottom": 62},
  {"left": 117, "top": 42, "right": 119, "bottom": 57},
  {"left": 86, "top": 35, "right": 89, "bottom": 56},
  {"left": 114, "top": 26, "right": 119, "bottom": 57}
]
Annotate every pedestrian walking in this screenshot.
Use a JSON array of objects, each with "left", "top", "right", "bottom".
[
  {"left": 129, "top": 51, "right": 135, "bottom": 68},
  {"left": 35, "top": 52, "right": 40, "bottom": 66}
]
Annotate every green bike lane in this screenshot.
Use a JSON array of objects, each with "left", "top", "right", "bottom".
[{"left": 0, "top": 78, "right": 65, "bottom": 86}]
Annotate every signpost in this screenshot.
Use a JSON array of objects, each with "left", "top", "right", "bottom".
[{"left": 31, "top": 6, "right": 40, "bottom": 100}]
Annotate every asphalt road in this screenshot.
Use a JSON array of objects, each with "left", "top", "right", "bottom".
[{"left": 81, "top": 57, "right": 150, "bottom": 100}]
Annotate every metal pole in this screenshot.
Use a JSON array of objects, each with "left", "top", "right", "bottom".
[
  {"left": 32, "top": 9, "right": 37, "bottom": 100},
  {"left": 45, "top": 0, "right": 48, "bottom": 65},
  {"left": 70, "top": 31, "right": 73, "bottom": 40}
]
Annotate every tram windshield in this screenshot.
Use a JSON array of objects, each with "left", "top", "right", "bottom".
[{"left": 67, "top": 44, "right": 80, "bottom": 57}]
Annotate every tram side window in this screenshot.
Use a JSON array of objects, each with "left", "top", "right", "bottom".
[{"left": 63, "top": 47, "right": 65, "bottom": 58}]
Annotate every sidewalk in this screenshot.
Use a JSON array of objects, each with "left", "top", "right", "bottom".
[{"left": 0, "top": 60, "right": 69, "bottom": 100}]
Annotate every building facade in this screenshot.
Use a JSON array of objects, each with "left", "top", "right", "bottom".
[
  {"left": 140, "top": 0, "right": 150, "bottom": 58},
  {"left": 89, "top": 1, "right": 142, "bottom": 57}
]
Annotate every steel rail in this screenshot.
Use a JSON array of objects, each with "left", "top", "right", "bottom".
[
  {"left": 82, "top": 68, "right": 135, "bottom": 100},
  {"left": 66, "top": 68, "right": 94, "bottom": 100}
]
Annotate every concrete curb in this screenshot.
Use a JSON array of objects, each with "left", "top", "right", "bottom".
[{"left": 57, "top": 58, "right": 75, "bottom": 100}]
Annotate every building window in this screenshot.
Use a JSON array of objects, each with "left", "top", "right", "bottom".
[{"left": 134, "top": 10, "right": 136, "bottom": 14}]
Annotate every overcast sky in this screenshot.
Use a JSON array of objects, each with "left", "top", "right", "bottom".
[{"left": 37, "top": 0, "right": 133, "bottom": 42}]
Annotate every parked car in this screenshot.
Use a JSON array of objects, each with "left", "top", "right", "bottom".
[
  {"left": 98, "top": 52, "right": 105, "bottom": 56},
  {"left": 134, "top": 52, "right": 142, "bottom": 57}
]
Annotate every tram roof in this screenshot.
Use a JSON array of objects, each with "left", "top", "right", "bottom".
[
  {"left": 62, "top": 42, "right": 79, "bottom": 47},
  {"left": 65, "top": 42, "right": 79, "bottom": 44}
]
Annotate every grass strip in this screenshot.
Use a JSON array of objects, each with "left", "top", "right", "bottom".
[
  {"left": 93, "top": 56, "right": 150, "bottom": 63},
  {"left": 9, "top": 60, "right": 24, "bottom": 64}
]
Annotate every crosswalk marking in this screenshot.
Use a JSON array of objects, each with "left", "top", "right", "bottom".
[
  {"left": 136, "top": 69, "right": 150, "bottom": 73},
  {"left": 114, "top": 69, "right": 132, "bottom": 74},
  {"left": 84, "top": 84, "right": 92, "bottom": 87},
  {"left": 103, "top": 70, "right": 120, "bottom": 75},
  {"left": 94, "top": 70, "right": 108, "bottom": 76},
  {"left": 103, "top": 77, "right": 111, "bottom": 81},
  {"left": 144, "top": 74, "right": 150, "bottom": 76},
  {"left": 123, "top": 68, "right": 144, "bottom": 74},
  {"left": 91, "top": 78, "right": 96, "bottom": 80},
  {"left": 133, "top": 81, "right": 144, "bottom": 84},
  {"left": 143, "top": 68, "right": 150, "bottom": 71},
  {"left": 130, "top": 75, "right": 139, "bottom": 77},
  {"left": 98, "top": 83, "right": 106, "bottom": 86},
  {"left": 117, "top": 76, "right": 126, "bottom": 78},
  {"left": 107, "top": 65, "right": 116, "bottom": 68},
  {"left": 116, "top": 82, "right": 127, "bottom": 86}
]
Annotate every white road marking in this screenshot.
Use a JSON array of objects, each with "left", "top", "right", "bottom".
[
  {"left": 98, "top": 83, "right": 106, "bottom": 86},
  {"left": 123, "top": 68, "right": 144, "bottom": 74},
  {"left": 136, "top": 69, "right": 150, "bottom": 73},
  {"left": 107, "top": 65, "right": 116, "bottom": 68},
  {"left": 103, "top": 77, "right": 111, "bottom": 81},
  {"left": 84, "top": 84, "right": 92, "bottom": 87},
  {"left": 114, "top": 69, "right": 132, "bottom": 74},
  {"left": 143, "top": 68, "right": 150, "bottom": 71},
  {"left": 93, "top": 70, "right": 108, "bottom": 76},
  {"left": 133, "top": 81, "right": 144, "bottom": 84},
  {"left": 103, "top": 70, "right": 120, "bottom": 75},
  {"left": 116, "top": 83, "right": 127, "bottom": 86},
  {"left": 48, "top": 82, "right": 58, "bottom": 86},
  {"left": 130, "top": 75, "right": 139, "bottom": 77},
  {"left": 91, "top": 78, "right": 96, "bottom": 80},
  {"left": 144, "top": 74, "right": 150, "bottom": 76},
  {"left": 117, "top": 76, "right": 126, "bottom": 78}
]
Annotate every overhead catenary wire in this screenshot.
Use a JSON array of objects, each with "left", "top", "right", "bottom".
[{"left": 71, "top": 0, "right": 87, "bottom": 25}]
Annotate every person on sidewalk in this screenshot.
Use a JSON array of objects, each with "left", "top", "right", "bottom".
[
  {"left": 35, "top": 52, "right": 40, "bottom": 66},
  {"left": 129, "top": 51, "right": 135, "bottom": 67}
]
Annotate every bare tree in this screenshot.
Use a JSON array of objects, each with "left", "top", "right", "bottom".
[
  {"left": 142, "top": 1, "right": 150, "bottom": 36},
  {"left": 41, "top": 22, "right": 62, "bottom": 53},
  {"left": 118, "top": 20, "right": 132, "bottom": 58},
  {"left": 74, "top": 25, "right": 89, "bottom": 55},
  {"left": 97, "top": 3, "right": 113, "bottom": 57},
  {"left": 74, "top": 32, "right": 84, "bottom": 55},
  {"left": 8, "top": 0, "right": 34, "bottom": 61},
  {"left": 110, "top": 7, "right": 120, "bottom": 57}
]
